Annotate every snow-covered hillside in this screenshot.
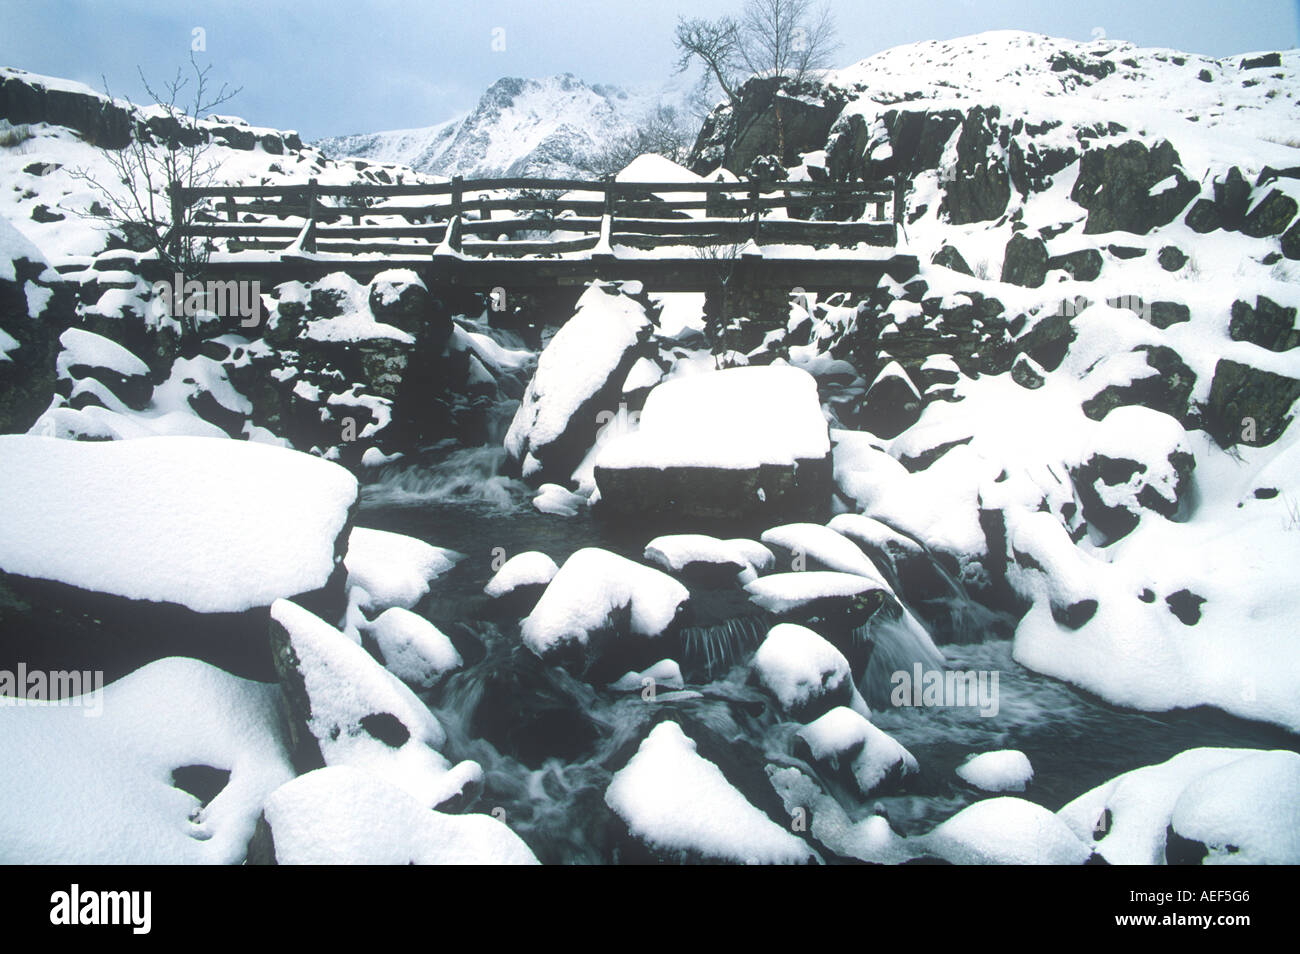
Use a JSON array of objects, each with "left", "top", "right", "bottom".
[{"left": 316, "top": 74, "right": 668, "bottom": 179}]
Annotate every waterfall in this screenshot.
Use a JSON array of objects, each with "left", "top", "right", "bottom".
[
  {"left": 679, "top": 613, "right": 775, "bottom": 680},
  {"left": 360, "top": 446, "right": 529, "bottom": 511}
]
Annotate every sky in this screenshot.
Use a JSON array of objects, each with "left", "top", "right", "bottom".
[{"left": 1, "top": 0, "right": 1297, "bottom": 140}]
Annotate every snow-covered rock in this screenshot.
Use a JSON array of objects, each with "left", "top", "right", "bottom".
[
  {"left": 268, "top": 599, "right": 481, "bottom": 809},
  {"left": 605, "top": 721, "right": 814, "bottom": 864},
  {"left": 923, "top": 796, "right": 1094, "bottom": 865},
  {"left": 795, "top": 706, "right": 918, "bottom": 794},
  {"left": 363, "top": 607, "right": 462, "bottom": 688},
  {"left": 0, "top": 434, "right": 356, "bottom": 612},
  {"left": 505, "top": 281, "right": 653, "bottom": 483},
  {"left": 956, "top": 750, "right": 1035, "bottom": 793},
  {"left": 0, "top": 657, "right": 293, "bottom": 863},
  {"left": 595, "top": 365, "right": 833, "bottom": 524},
  {"left": 752, "top": 623, "right": 868, "bottom": 722},
  {"left": 1058, "top": 747, "right": 1300, "bottom": 865},
  {"left": 484, "top": 551, "right": 559, "bottom": 599},
  {"left": 643, "top": 534, "right": 773, "bottom": 584},
  {"left": 257, "top": 766, "right": 538, "bottom": 865},
  {"left": 520, "top": 548, "right": 688, "bottom": 676},
  {"left": 344, "top": 527, "right": 461, "bottom": 612}
]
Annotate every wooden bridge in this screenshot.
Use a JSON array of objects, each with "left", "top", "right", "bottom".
[{"left": 166, "top": 175, "right": 918, "bottom": 292}]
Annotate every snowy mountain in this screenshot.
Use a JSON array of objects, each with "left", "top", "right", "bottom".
[{"left": 316, "top": 74, "right": 667, "bottom": 179}]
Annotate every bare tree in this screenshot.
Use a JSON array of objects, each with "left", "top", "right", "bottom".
[
  {"left": 589, "top": 103, "right": 697, "bottom": 177},
  {"left": 675, "top": 0, "right": 840, "bottom": 159},
  {"left": 71, "top": 55, "right": 240, "bottom": 298},
  {"left": 674, "top": 17, "right": 744, "bottom": 111}
]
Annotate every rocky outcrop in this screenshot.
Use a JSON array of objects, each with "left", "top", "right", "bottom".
[{"left": 1071, "top": 139, "right": 1198, "bottom": 234}]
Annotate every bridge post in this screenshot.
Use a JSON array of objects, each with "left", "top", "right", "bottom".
[
  {"left": 303, "top": 177, "right": 319, "bottom": 254},
  {"left": 749, "top": 180, "right": 761, "bottom": 243},
  {"left": 167, "top": 181, "right": 183, "bottom": 263},
  {"left": 449, "top": 175, "right": 463, "bottom": 253}
]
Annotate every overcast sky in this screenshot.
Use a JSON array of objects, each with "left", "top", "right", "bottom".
[{"left": 1, "top": 0, "right": 1296, "bottom": 140}]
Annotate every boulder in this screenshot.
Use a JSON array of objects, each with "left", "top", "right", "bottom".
[
  {"left": 1228, "top": 296, "right": 1298, "bottom": 352},
  {"left": 854, "top": 360, "right": 923, "bottom": 439},
  {"left": 594, "top": 365, "right": 833, "bottom": 526},
  {"left": 1204, "top": 358, "right": 1300, "bottom": 447},
  {"left": 1000, "top": 233, "right": 1049, "bottom": 287},
  {"left": 505, "top": 281, "right": 654, "bottom": 484},
  {"left": 1071, "top": 139, "right": 1199, "bottom": 234},
  {"left": 0, "top": 435, "right": 356, "bottom": 684}
]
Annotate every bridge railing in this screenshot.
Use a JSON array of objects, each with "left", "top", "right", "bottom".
[{"left": 171, "top": 174, "right": 902, "bottom": 258}]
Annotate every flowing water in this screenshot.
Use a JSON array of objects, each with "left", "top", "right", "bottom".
[{"left": 356, "top": 448, "right": 1300, "bottom": 863}]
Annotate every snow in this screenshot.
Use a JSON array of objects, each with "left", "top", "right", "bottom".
[
  {"left": 0, "top": 657, "right": 293, "bottom": 863},
  {"left": 55, "top": 327, "right": 149, "bottom": 379},
  {"left": 0, "top": 435, "right": 357, "bottom": 613},
  {"left": 744, "top": 571, "right": 882, "bottom": 615},
  {"left": 643, "top": 534, "right": 774, "bottom": 577},
  {"left": 520, "top": 548, "right": 689, "bottom": 657},
  {"left": 752, "top": 623, "right": 865, "bottom": 718},
  {"left": 796, "top": 706, "right": 918, "bottom": 793},
  {"left": 957, "top": 750, "right": 1035, "bottom": 792},
  {"left": 270, "top": 599, "right": 482, "bottom": 809},
  {"left": 610, "top": 659, "right": 685, "bottom": 692},
  {"left": 533, "top": 482, "right": 587, "bottom": 516},
  {"left": 504, "top": 282, "right": 650, "bottom": 465},
  {"left": 483, "top": 551, "right": 559, "bottom": 597},
  {"left": 760, "top": 523, "right": 892, "bottom": 587},
  {"left": 604, "top": 721, "right": 813, "bottom": 864},
  {"left": 344, "top": 527, "right": 462, "bottom": 612},
  {"left": 0, "top": 212, "right": 54, "bottom": 281},
  {"left": 1057, "top": 747, "right": 1300, "bottom": 864},
  {"left": 262, "top": 766, "right": 538, "bottom": 865},
  {"left": 365, "top": 607, "right": 462, "bottom": 688},
  {"left": 596, "top": 365, "right": 830, "bottom": 471},
  {"left": 924, "top": 796, "right": 1093, "bottom": 865}
]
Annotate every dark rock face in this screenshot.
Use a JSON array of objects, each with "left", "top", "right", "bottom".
[
  {"left": 1070, "top": 445, "right": 1194, "bottom": 544},
  {"left": 938, "top": 106, "right": 1011, "bottom": 224},
  {"left": 690, "top": 76, "right": 848, "bottom": 174},
  {"left": 1082, "top": 345, "right": 1197, "bottom": 425},
  {"left": 1240, "top": 52, "right": 1283, "bottom": 70},
  {"left": 1205, "top": 359, "right": 1300, "bottom": 447},
  {"left": 1148, "top": 301, "right": 1191, "bottom": 329},
  {"left": 1014, "top": 310, "right": 1076, "bottom": 371},
  {"left": 0, "top": 254, "right": 73, "bottom": 433},
  {"left": 595, "top": 456, "right": 834, "bottom": 529},
  {"left": 1046, "top": 248, "right": 1103, "bottom": 281},
  {"left": 0, "top": 68, "right": 302, "bottom": 154},
  {"left": 1229, "top": 296, "right": 1298, "bottom": 352},
  {"left": 1011, "top": 354, "right": 1046, "bottom": 389},
  {"left": 854, "top": 363, "right": 923, "bottom": 439},
  {"left": 1001, "top": 233, "right": 1050, "bottom": 287},
  {"left": 1242, "top": 189, "right": 1299, "bottom": 239},
  {"left": 932, "top": 244, "right": 973, "bottom": 275},
  {"left": 1071, "top": 139, "right": 1199, "bottom": 234},
  {"left": 1157, "top": 245, "right": 1188, "bottom": 271}
]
